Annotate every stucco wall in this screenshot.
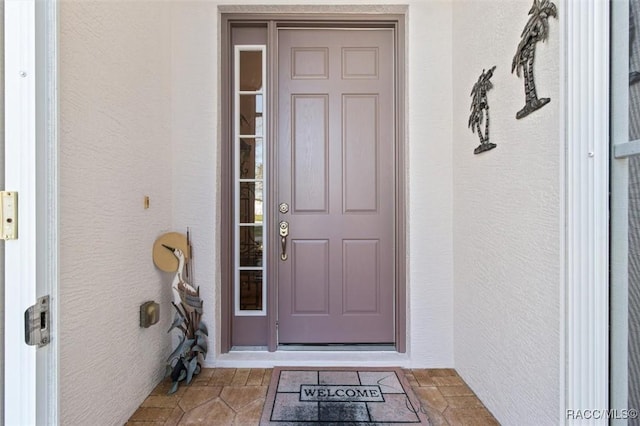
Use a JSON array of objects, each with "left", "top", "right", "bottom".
[
  {"left": 452, "top": 1, "right": 561, "bottom": 425},
  {"left": 405, "top": 0, "right": 454, "bottom": 368},
  {"left": 59, "top": 2, "right": 174, "bottom": 425}
]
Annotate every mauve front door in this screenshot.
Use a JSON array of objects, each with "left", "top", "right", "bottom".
[{"left": 276, "top": 28, "right": 395, "bottom": 344}]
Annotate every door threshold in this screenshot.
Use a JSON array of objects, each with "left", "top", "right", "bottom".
[
  {"left": 215, "top": 349, "right": 409, "bottom": 369},
  {"left": 278, "top": 344, "right": 396, "bottom": 352},
  {"left": 230, "top": 346, "right": 269, "bottom": 351},
  {"left": 229, "top": 344, "right": 396, "bottom": 352}
]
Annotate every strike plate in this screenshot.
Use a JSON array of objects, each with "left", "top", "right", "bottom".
[
  {"left": 25, "top": 295, "right": 50, "bottom": 347},
  {"left": 0, "top": 191, "right": 17, "bottom": 240}
]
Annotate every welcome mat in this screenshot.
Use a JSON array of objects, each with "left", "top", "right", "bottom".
[{"left": 260, "top": 367, "right": 430, "bottom": 425}]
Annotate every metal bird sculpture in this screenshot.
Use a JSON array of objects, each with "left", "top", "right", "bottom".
[
  {"left": 162, "top": 243, "right": 207, "bottom": 394},
  {"left": 162, "top": 244, "right": 199, "bottom": 306}
]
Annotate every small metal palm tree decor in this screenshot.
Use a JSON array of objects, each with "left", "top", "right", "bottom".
[
  {"left": 469, "top": 66, "right": 497, "bottom": 155},
  {"left": 511, "top": 0, "right": 557, "bottom": 119}
]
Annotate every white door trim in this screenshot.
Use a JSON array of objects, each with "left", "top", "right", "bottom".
[
  {"left": 5, "top": 1, "right": 38, "bottom": 424},
  {"left": 563, "top": 0, "right": 610, "bottom": 423},
  {"left": 4, "top": 0, "right": 59, "bottom": 424}
]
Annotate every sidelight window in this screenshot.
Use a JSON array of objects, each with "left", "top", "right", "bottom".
[{"left": 234, "top": 46, "right": 267, "bottom": 316}]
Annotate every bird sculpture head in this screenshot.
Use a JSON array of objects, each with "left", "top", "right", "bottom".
[
  {"left": 162, "top": 244, "right": 184, "bottom": 260},
  {"left": 162, "top": 244, "right": 198, "bottom": 300}
]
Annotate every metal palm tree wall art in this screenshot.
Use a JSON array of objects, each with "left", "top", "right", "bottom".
[
  {"left": 512, "top": 0, "right": 557, "bottom": 119},
  {"left": 469, "top": 66, "right": 497, "bottom": 154}
]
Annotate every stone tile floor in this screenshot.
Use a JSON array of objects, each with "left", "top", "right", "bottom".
[{"left": 127, "top": 368, "right": 499, "bottom": 426}]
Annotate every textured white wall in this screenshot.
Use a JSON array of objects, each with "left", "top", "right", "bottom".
[
  {"left": 59, "top": 2, "right": 174, "bottom": 425},
  {"left": 170, "top": 0, "right": 220, "bottom": 360},
  {"left": 452, "top": 1, "right": 561, "bottom": 424},
  {"left": 406, "top": 0, "right": 454, "bottom": 367},
  {"left": 170, "top": 0, "right": 455, "bottom": 367}
]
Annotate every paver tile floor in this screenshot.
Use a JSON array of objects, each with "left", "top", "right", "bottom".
[{"left": 127, "top": 368, "right": 499, "bottom": 426}]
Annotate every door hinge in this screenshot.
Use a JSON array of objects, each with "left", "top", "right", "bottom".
[
  {"left": 25, "top": 295, "right": 50, "bottom": 347},
  {"left": 0, "top": 191, "right": 18, "bottom": 240}
]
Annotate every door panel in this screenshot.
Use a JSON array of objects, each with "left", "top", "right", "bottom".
[
  {"left": 343, "top": 95, "right": 379, "bottom": 212},
  {"left": 292, "top": 95, "right": 329, "bottom": 213},
  {"left": 277, "top": 28, "right": 395, "bottom": 344},
  {"left": 292, "top": 48, "right": 329, "bottom": 79},
  {"left": 292, "top": 240, "right": 330, "bottom": 314},
  {"left": 343, "top": 240, "right": 380, "bottom": 314}
]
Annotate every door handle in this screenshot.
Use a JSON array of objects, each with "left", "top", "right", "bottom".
[{"left": 279, "top": 221, "right": 289, "bottom": 261}]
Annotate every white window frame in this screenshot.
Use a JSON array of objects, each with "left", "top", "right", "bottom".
[{"left": 234, "top": 45, "right": 267, "bottom": 316}]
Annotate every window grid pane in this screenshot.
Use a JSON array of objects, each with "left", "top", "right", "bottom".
[{"left": 235, "top": 45, "right": 267, "bottom": 316}]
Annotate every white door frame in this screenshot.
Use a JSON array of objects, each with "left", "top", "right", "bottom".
[
  {"left": 563, "top": 0, "right": 610, "bottom": 423},
  {"left": 5, "top": 2, "right": 38, "bottom": 423},
  {"left": 219, "top": 10, "right": 408, "bottom": 357},
  {"left": 5, "top": 0, "right": 59, "bottom": 424}
]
